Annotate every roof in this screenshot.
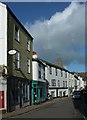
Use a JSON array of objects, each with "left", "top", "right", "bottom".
[
  {"left": 39, "top": 58, "right": 70, "bottom": 73},
  {"left": 6, "top": 5, "right": 33, "bottom": 40},
  {"left": 32, "top": 58, "right": 46, "bottom": 67}
]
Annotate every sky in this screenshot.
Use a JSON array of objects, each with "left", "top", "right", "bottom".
[{"left": 5, "top": 2, "right": 85, "bottom": 72}]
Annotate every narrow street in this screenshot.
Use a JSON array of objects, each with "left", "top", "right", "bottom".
[{"left": 12, "top": 97, "right": 86, "bottom": 119}]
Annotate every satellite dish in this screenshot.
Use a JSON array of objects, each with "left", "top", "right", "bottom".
[{"left": 8, "top": 49, "right": 16, "bottom": 55}]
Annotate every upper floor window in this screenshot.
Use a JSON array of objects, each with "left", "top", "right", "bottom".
[
  {"left": 49, "top": 66, "right": 52, "bottom": 74},
  {"left": 15, "top": 50, "right": 20, "bottom": 69},
  {"left": 27, "top": 38, "right": 30, "bottom": 51},
  {"left": 51, "top": 79, "right": 56, "bottom": 86},
  {"left": 38, "top": 63, "right": 41, "bottom": 71},
  {"left": 27, "top": 58, "right": 30, "bottom": 73},
  {"left": 58, "top": 80, "right": 60, "bottom": 87},
  {"left": 15, "top": 26, "right": 19, "bottom": 42},
  {"left": 43, "top": 66, "right": 45, "bottom": 80},
  {"left": 55, "top": 68, "right": 58, "bottom": 76},
  {"left": 61, "top": 70, "right": 63, "bottom": 77},
  {"left": 38, "top": 71, "right": 41, "bottom": 79},
  {"left": 38, "top": 63, "right": 41, "bottom": 79},
  {"left": 63, "top": 81, "right": 65, "bottom": 87},
  {"left": 63, "top": 81, "right": 67, "bottom": 88},
  {"left": 65, "top": 72, "right": 67, "bottom": 78},
  {"left": 65, "top": 81, "right": 67, "bottom": 87}
]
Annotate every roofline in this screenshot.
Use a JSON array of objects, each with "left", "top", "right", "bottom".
[
  {"left": 39, "top": 58, "right": 71, "bottom": 73},
  {"left": 32, "top": 58, "right": 46, "bottom": 67},
  {"left": 6, "top": 5, "right": 33, "bottom": 40}
]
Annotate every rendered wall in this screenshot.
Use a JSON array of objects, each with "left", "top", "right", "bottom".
[{"left": 0, "top": 3, "right": 7, "bottom": 66}]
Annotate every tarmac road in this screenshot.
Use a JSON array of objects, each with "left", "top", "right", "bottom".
[{"left": 13, "top": 97, "right": 86, "bottom": 119}]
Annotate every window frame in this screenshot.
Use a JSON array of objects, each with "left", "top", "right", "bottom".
[
  {"left": 38, "top": 63, "right": 41, "bottom": 79},
  {"left": 51, "top": 79, "right": 56, "bottom": 86},
  {"left": 55, "top": 68, "right": 58, "bottom": 76},
  {"left": 15, "top": 50, "right": 20, "bottom": 69},
  {"left": 27, "top": 58, "right": 30, "bottom": 74},
  {"left": 65, "top": 72, "right": 67, "bottom": 78},
  {"left": 58, "top": 80, "right": 60, "bottom": 87},
  {"left": 27, "top": 37, "right": 30, "bottom": 51},
  {"left": 49, "top": 66, "right": 52, "bottom": 74},
  {"left": 61, "top": 70, "right": 63, "bottom": 77},
  {"left": 15, "top": 25, "right": 20, "bottom": 42}
]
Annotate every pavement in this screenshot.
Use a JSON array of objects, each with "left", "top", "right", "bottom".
[{"left": 2, "top": 98, "right": 59, "bottom": 118}]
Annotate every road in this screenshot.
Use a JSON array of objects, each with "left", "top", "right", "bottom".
[{"left": 12, "top": 97, "right": 86, "bottom": 119}]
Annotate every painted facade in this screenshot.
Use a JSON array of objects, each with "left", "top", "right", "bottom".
[
  {"left": 32, "top": 52, "right": 48, "bottom": 104},
  {"left": 0, "top": 3, "right": 33, "bottom": 112},
  {"left": 44, "top": 61, "right": 69, "bottom": 98},
  {"left": 0, "top": 3, "right": 7, "bottom": 111},
  {"left": 41, "top": 59, "right": 85, "bottom": 98}
]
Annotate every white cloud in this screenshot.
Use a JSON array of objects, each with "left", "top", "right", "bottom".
[{"left": 25, "top": 2, "right": 85, "bottom": 69}]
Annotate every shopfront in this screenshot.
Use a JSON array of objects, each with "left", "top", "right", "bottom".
[
  {"left": 7, "top": 76, "right": 31, "bottom": 112},
  {"left": 31, "top": 81, "right": 48, "bottom": 105}
]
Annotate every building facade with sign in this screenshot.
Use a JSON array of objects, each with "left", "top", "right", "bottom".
[{"left": 0, "top": 2, "right": 33, "bottom": 112}]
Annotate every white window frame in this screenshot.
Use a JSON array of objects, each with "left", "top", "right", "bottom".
[
  {"left": 27, "top": 58, "right": 30, "bottom": 73},
  {"left": 27, "top": 37, "right": 30, "bottom": 51},
  {"left": 55, "top": 68, "right": 58, "bottom": 76},
  {"left": 49, "top": 66, "right": 52, "bottom": 74},
  {"left": 15, "top": 25, "right": 19, "bottom": 42},
  {"left": 65, "top": 72, "right": 67, "bottom": 78},
  {"left": 15, "top": 51, "right": 20, "bottom": 69},
  {"left": 51, "top": 79, "right": 56, "bottom": 86},
  {"left": 61, "top": 70, "right": 63, "bottom": 77},
  {"left": 58, "top": 80, "right": 60, "bottom": 87},
  {"left": 63, "top": 81, "right": 65, "bottom": 87}
]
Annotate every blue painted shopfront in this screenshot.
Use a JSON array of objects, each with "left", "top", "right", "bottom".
[{"left": 31, "top": 80, "right": 48, "bottom": 105}]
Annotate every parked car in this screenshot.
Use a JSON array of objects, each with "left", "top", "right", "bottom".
[{"left": 72, "top": 91, "right": 81, "bottom": 99}]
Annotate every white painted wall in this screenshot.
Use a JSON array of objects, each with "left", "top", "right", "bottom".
[
  {"left": 0, "top": 2, "right": 7, "bottom": 111},
  {"left": 45, "top": 65, "right": 69, "bottom": 97},
  {"left": 0, "top": 3, "right": 7, "bottom": 66},
  {"left": 32, "top": 61, "right": 38, "bottom": 81},
  {"left": 32, "top": 60, "right": 46, "bottom": 83},
  {"left": 78, "top": 76, "right": 85, "bottom": 89}
]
